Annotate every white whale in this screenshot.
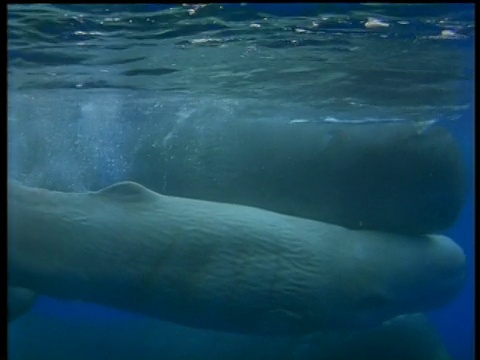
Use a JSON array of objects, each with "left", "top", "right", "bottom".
[{"left": 8, "top": 180, "right": 466, "bottom": 335}]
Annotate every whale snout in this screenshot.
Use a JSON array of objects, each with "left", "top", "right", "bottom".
[
  {"left": 426, "top": 235, "right": 467, "bottom": 306},
  {"left": 351, "top": 233, "right": 468, "bottom": 330},
  {"left": 392, "top": 234, "right": 467, "bottom": 313}
]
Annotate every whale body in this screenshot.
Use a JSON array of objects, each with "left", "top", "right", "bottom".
[
  {"left": 8, "top": 180, "right": 466, "bottom": 335},
  {"left": 133, "top": 121, "right": 467, "bottom": 235},
  {"left": 9, "top": 311, "right": 452, "bottom": 360}
]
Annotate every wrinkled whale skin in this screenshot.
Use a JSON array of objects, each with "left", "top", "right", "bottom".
[{"left": 8, "top": 181, "right": 466, "bottom": 335}]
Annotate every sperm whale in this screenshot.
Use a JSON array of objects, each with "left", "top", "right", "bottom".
[{"left": 8, "top": 180, "right": 466, "bottom": 335}]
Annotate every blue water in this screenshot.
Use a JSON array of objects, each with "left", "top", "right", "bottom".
[{"left": 8, "top": 3, "right": 475, "bottom": 360}]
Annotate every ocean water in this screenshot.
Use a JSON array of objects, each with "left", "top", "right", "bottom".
[{"left": 7, "top": 3, "right": 474, "bottom": 360}]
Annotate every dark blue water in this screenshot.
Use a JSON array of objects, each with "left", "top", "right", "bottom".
[{"left": 8, "top": 3, "right": 475, "bottom": 360}]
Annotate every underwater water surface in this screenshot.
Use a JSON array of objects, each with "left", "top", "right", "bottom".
[{"left": 7, "top": 3, "right": 474, "bottom": 360}]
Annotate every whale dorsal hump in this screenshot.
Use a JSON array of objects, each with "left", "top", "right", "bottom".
[{"left": 94, "top": 181, "right": 156, "bottom": 202}]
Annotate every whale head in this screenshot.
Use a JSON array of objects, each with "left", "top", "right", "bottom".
[{"left": 328, "top": 232, "right": 467, "bottom": 330}]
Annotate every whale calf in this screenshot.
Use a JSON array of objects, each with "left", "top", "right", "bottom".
[{"left": 8, "top": 180, "right": 466, "bottom": 335}]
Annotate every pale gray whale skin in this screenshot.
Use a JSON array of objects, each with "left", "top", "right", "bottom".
[{"left": 8, "top": 180, "right": 466, "bottom": 335}]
